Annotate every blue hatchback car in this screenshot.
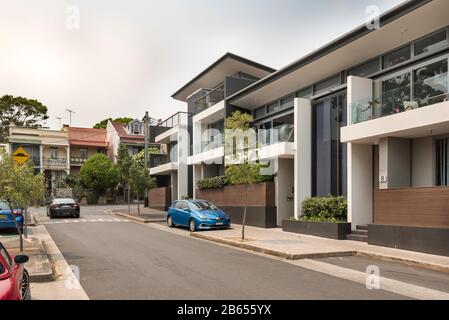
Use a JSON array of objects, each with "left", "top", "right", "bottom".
[
  {"left": 167, "top": 200, "right": 231, "bottom": 232},
  {"left": 0, "top": 200, "right": 24, "bottom": 232}
]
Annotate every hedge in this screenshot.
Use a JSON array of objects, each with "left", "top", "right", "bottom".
[
  {"left": 301, "top": 196, "right": 347, "bottom": 222},
  {"left": 197, "top": 176, "right": 228, "bottom": 190}
]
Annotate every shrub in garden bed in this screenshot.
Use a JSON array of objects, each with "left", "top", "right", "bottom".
[
  {"left": 197, "top": 176, "right": 228, "bottom": 190},
  {"left": 301, "top": 196, "right": 347, "bottom": 222}
]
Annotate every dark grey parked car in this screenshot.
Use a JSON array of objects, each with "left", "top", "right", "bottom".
[{"left": 47, "top": 198, "right": 80, "bottom": 219}]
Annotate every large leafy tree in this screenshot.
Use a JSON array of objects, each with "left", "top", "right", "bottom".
[
  {"left": 0, "top": 95, "right": 49, "bottom": 142},
  {"left": 80, "top": 153, "right": 120, "bottom": 196},
  {"left": 93, "top": 117, "right": 133, "bottom": 129}
]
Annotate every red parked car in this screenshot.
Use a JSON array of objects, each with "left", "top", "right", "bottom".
[{"left": 0, "top": 242, "right": 30, "bottom": 300}]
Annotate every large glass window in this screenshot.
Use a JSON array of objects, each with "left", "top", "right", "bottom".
[
  {"left": 267, "top": 101, "right": 280, "bottom": 113},
  {"left": 296, "top": 86, "right": 313, "bottom": 98},
  {"left": 414, "top": 30, "right": 448, "bottom": 56},
  {"left": 314, "top": 74, "right": 341, "bottom": 94},
  {"left": 348, "top": 58, "right": 380, "bottom": 77},
  {"left": 413, "top": 59, "right": 448, "bottom": 108},
  {"left": 280, "top": 95, "right": 294, "bottom": 110},
  {"left": 255, "top": 106, "right": 266, "bottom": 118},
  {"left": 312, "top": 92, "right": 347, "bottom": 197},
  {"left": 381, "top": 71, "right": 411, "bottom": 116},
  {"left": 436, "top": 138, "right": 449, "bottom": 186},
  {"left": 382, "top": 46, "right": 411, "bottom": 69}
]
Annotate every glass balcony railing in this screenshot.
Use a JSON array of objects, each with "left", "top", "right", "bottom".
[
  {"left": 351, "top": 93, "right": 449, "bottom": 124},
  {"left": 158, "top": 112, "right": 190, "bottom": 128},
  {"left": 201, "top": 138, "right": 224, "bottom": 153},
  {"left": 257, "top": 125, "right": 294, "bottom": 147},
  {"left": 194, "top": 84, "right": 225, "bottom": 114}
]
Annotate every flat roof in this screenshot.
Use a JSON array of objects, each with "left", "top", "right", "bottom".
[
  {"left": 227, "top": 0, "right": 433, "bottom": 106},
  {"left": 171, "top": 52, "right": 276, "bottom": 102}
]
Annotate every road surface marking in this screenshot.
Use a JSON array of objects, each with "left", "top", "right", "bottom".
[
  {"left": 288, "top": 259, "right": 449, "bottom": 300},
  {"left": 41, "top": 218, "right": 130, "bottom": 225}
]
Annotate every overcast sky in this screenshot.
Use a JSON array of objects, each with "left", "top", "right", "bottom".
[{"left": 0, "top": 0, "right": 405, "bottom": 129}]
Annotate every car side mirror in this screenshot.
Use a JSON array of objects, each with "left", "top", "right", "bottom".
[{"left": 14, "top": 255, "right": 29, "bottom": 265}]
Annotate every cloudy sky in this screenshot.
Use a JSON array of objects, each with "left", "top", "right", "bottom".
[{"left": 0, "top": 0, "right": 404, "bottom": 129}]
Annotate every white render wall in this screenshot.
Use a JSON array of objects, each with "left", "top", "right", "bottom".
[
  {"left": 347, "top": 143, "right": 373, "bottom": 229},
  {"left": 176, "top": 118, "right": 189, "bottom": 200},
  {"left": 346, "top": 75, "right": 374, "bottom": 229},
  {"left": 276, "top": 158, "right": 295, "bottom": 225},
  {"left": 412, "top": 137, "right": 435, "bottom": 187},
  {"left": 294, "top": 98, "right": 312, "bottom": 218},
  {"left": 379, "top": 137, "right": 411, "bottom": 189}
]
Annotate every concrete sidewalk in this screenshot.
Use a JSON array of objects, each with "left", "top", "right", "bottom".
[
  {"left": 191, "top": 225, "right": 449, "bottom": 273},
  {"left": 1, "top": 233, "right": 54, "bottom": 282},
  {"left": 110, "top": 207, "right": 166, "bottom": 223}
]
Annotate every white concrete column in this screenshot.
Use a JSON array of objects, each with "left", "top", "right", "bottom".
[
  {"left": 177, "top": 116, "right": 189, "bottom": 200},
  {"left": 346, "top": 75, "right": 374, "bottom": 229},
  {"left": 294, "top": 98, "right": 312, "bottom": 219},
  {"left": 39, "top": 145, "right": 44, "bottom": 173},
  {"left": 66, "top": 146, "right": 70, "bottom": 174},
  {"left": 347, "top": 143, "right": 373, "bottom": 229}
]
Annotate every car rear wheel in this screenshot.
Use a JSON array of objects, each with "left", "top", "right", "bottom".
[
  {"left": 22, "top": 269, "right": 31, "bottom": 300},
  {"left": 189, "top": 219, "right": 196, "bottom": 232},
  {"left": 167, "top": 216, "right": 174, "bottom": 228}
]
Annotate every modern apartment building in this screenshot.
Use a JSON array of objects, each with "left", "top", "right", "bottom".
[
  {"left": 168, "top": 0, "right": 449, "bottom": 255},
  {"left": 68, "top": 127, "right": 108, "bottom": 176},
  {"left": 149, "top": 112, "right": 190, "bottom": 208}
]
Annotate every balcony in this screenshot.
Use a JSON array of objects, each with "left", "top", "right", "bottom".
[
  {"left": 158, "top": 112, "right": 189, "bottom": 128},
  {"left": 42, "top": 158, "right": 67, "bottom": 168},
  {"left": 194, "top": 84, "right": 224, "bottom": 114},
  {"left": 351, "top": 93, "right": 449, "bottom": 124},
  {"left": 257, "top": 124, "right": 294, "bottom": 147},
  {"left": 70, "top": 157, "right": 88, "bottom": 166},
  {"left": 201, "top": 137, "right": 223, "bottom": 153}
]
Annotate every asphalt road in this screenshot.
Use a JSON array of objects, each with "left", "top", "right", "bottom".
[{"left": 34, "top": 205, "right": 410, "bottom": 300}]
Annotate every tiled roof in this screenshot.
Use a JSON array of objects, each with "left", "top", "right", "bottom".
[
  {"left": 112, "top": 123, "right": 144, "bottom": 144},
  {"left": 68, "top": 127, "right": 108, "bottom": 147}
]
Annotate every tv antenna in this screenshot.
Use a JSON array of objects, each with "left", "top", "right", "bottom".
[
  {"left": 66, "top": 109, "right": 75, "bottom": 126},
  {"left": 56, "top": 117, "right": 62, "bottom": 128}
]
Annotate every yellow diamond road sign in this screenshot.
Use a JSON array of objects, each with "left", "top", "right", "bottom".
[{"left": 12, "top": 147, "right": 30, "bottom": 164}]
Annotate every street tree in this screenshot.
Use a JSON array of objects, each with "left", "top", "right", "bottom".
[
  {"left": 0, "top": 95, "right": 49, "bottom": 142},
  {"left": 225, "top": 111, "right": 255, "bottom": 241},
  {"left": 93, "top": 117, "right": 133, "bottom": 129},
  {"left": 80, "top": 153, "right": 120, "bottom": 200},
  {"left": 0, "top": 150, "right": 46, "bottom": 250},
  {"left": 116, "top": 144, "right": 133, "bottom": 213},
  {"left": 129, "top": 160, "right": 157, "bottom": 216}
]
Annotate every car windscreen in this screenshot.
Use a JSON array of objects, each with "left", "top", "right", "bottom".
[
  {"left": 0, "top": 201, "right": 10, "bottom": 210},
  {"left": 189, "top": 201, "right": 218, "bottom": 211},
  {"left": 52, "top": 199, "right": 75, "bottom": 204}
]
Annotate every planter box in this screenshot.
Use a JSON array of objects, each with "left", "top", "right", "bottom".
[
  {"left": 282, "top": 220, "right": 351, "bottom": 240},
  {"left": 149, "top": 186, "right": 171, "bottom": 211},
  {"left": 196, "top": 182, "right": 277, "bottom": 228},
  {"left": 368, "top": 224, "right": 449, "bottom": 257}
]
